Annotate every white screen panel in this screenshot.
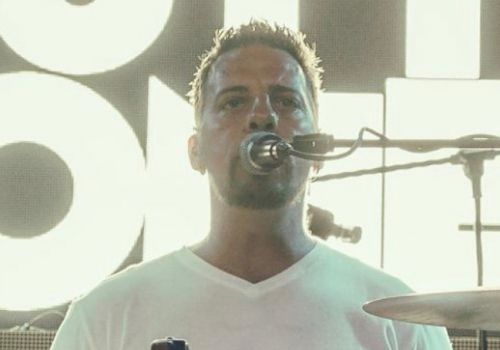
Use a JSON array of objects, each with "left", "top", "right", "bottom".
[
  {"left": 406, "top": 0, "right": 480, "bottom": 79},
  {"left": 224, "top": 0, "right": 298, "bottom": 29},
  {"left": 385, "top": 78, "right": 500, "bottom": 292}
]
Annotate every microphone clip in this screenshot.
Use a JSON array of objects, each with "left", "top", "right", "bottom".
[{"left": 291, "top": 133, "right": 335, "bottom": 154}]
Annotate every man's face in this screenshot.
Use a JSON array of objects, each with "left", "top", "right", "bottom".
[{"left": 190, "top": 44, "right": 317, "bottom": 209}]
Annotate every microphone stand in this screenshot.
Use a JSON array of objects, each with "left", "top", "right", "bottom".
[
  {"left": 329, "top": 137, "right": 500, "bottom": 152},
  {"left": 292, "top": 133, "right": 500, "bottom": 350},
  {"left": 291, "top": 131, "right": 500, "bottom": 155},
  {"left": 460, "top": 151, "right": 490, "bottom": 350}
]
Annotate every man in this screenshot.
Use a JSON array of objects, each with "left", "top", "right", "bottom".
[{"left": 51, "top": 21, "right": 452, "bottom": 349}]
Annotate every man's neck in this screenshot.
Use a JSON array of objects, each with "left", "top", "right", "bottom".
[{"left": 190, "top": 198, "right": 316, "bottom": 283}]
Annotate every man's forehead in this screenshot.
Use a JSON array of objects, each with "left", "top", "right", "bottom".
[
  {"left": 213, "top": 45, "right": 300, "bottom": 69},
  {"left": 207, "top": 44, "right": 307, "bottom": 89}
]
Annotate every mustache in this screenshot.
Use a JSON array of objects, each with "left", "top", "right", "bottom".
[{"left": 230, "top": 155, "right": 293, "bottom": 181}]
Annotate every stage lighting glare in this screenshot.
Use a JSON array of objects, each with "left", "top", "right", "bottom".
[
  {"left": 224, "top": 0, "right": 298, "bottom": 29},
  {"left": 0, "top": 72, "right": 145, "bottom": 310},
  {"left": 0, "top": 0, "right": 173, "bottom": 75}
]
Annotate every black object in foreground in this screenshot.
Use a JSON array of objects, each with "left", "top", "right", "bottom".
[{"left": 151, "top": 337, "right": 189, "bottom": 350}]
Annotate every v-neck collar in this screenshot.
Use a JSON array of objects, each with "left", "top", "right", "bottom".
[{"left": 174, "top": 240, "right": 326, "bottom": 298}]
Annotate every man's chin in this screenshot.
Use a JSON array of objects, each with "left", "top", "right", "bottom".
[
  {"left": 221, "top": 157, "right": 307, "bottom": 209},
  {"left": 225, "top": 180, "right": 306, "bottom": 209}
]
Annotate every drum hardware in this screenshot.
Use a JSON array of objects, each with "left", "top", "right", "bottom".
[
  {"left": 360, "top": 150, "right": 500, "bottom": 350},
  {"left": 456, "top": 150, "right": 498, "bottom": 350}
]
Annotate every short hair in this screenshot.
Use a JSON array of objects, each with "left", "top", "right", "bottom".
[{"left": 187, "top": 20, "right": 324, "bottom": 127}]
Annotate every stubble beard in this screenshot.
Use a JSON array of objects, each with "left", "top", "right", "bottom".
[{"left": 213, "top": 157, "right": 308, "bottom": 210}]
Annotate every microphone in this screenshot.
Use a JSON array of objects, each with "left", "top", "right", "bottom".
[
  {"left": 239, "top": 132, "right": 292, "bottom": 175},
  {"left": 307, "top": 204, "right": 362, "bottom": 243}
]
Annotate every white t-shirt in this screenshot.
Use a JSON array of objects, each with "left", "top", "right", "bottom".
[{"left": 50, "top": 240, "right": 452, "bottom": 350}]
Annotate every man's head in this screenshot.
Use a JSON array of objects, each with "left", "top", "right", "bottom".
[
  {"left": 187, "top": 21, "right": 324, "bottom": 210},
  {"left": 188, "top": 20, "right": 323, "bottom": 128}
]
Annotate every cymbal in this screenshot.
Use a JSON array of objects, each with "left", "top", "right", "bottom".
[{"left": 363, "top": 288, "right": 500, "bottom": 331}]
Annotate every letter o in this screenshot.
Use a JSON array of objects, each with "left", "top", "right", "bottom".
[{"left": 0, "top": 72, "right": 145, "bottom": 310}]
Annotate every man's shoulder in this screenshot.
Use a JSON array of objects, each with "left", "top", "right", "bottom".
[
  {"left": 316, "top": 241, "right": 413, "bottom": 297},
  {"left": 73, "top": 248, "right": 185, "bottom": 308},
  {"left": 110, "top": 248, "right": 184, "bottom": 280}
]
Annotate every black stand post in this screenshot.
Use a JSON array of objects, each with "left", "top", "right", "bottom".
[{"left": 460, "top": 151, "right": 492, "bottom": 350}]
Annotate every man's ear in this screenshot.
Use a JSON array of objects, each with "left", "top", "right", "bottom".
[{"left": 188, "top": 134, "right": 206, "bottom": 174}]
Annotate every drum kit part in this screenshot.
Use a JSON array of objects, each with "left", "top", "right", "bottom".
[
  {"left": 330, "top": 143, "right": 500, "bottom": 350},
  {"left": 361, "top": 149, "right": 500, "bottom": 350},
  {"left": 363, "top": 288, "right": 500, "bottom": 332}
]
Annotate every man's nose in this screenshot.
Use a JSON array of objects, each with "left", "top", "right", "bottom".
[{"left": 248, "top": 96, "right": 277, "bottom": 131}]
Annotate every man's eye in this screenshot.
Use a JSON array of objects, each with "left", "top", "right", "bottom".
[
  {"left": 222, "top": 97, "right": 245, "bottom": 110},
  {"left": 274, "top": 96, "right": 300, "bottom": 109}
]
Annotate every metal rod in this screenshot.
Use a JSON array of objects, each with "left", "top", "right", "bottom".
[
  {"left": 332, "top": 138, "right": 500, "bottom": 150},
  {"left": 461, "top": 151, "right": 487, "bottom": 350},
  {"left": 459, "top": 224, "right": 500, "bottom": 232}
]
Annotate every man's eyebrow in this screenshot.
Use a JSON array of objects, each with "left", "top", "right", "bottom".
[
  {"left": 214, "top": 86, "right": 248, "bottom": 100},
  {"left": 269, "top": 85, "right": 300, "bottom": 94}
]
